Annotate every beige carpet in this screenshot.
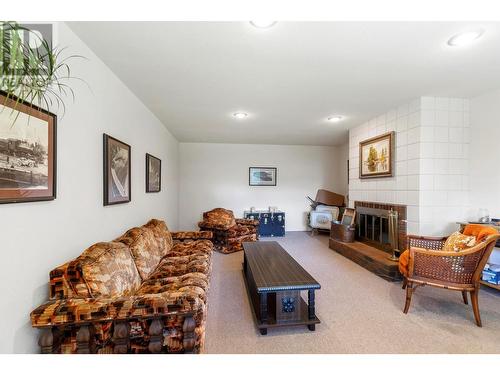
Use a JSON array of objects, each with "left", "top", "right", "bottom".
[{"left": 204, "top": 232, "right": 500, "bottom": 354}]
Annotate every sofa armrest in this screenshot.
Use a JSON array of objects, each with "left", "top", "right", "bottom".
[
  {"left": 171, "top": 231, "right": 213, "bottom": 241},
  {"left": 235, "top": 218, "right": 259, "bottom": 227}
]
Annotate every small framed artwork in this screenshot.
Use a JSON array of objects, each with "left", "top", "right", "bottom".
[
  {"left": 249, "top": 167, "right": 277, "bottom": 186},
  {"left": 103, "top": 134, "right": 131, "bottom": 205},
  {"left": 0, "top": 91, "right": 57, "bottom": 204},
  {"left": 359, "top": 131, "right": 395, "bottom": 179},
  {"left": 146, "top": 153, "right": 161, "bottom": 193}
]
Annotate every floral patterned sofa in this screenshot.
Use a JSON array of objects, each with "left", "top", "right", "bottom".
[
  {"left": 30, "top": 219, "right": 214, "bottom": 354},
  {"left": 198, "top": 208, "right": 259, "bottom": 254}
]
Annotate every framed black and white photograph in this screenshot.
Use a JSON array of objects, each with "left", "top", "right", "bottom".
[
  {"left": 249, "top": 167, "right": 277, "bottom": 186},
  {"left": 103, "top": 134, "right": 131, "bottom": 205},
  {"left": 146, "top": 153, "right": 161, "bottom": 193},
  {"left": 0, "top": 91, "right": 57, "bottom": 204}
]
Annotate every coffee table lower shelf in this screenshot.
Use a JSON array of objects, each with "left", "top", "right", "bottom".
[{"left": 242, "top": 269, "right": 320, "bottom": 335}]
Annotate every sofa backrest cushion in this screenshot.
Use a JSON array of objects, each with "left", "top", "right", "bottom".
[
  {"left": 143, "top": 219, "right": 173, "bottom": 256},
  {"left": 67, "top": 241, "right": 141, "bottom": 298},
  {"left": 199, "top": 207, "right": 236, "bottom": 230},
  {"left": 117, "top": 226, "right": 165, "bottom": 280}
]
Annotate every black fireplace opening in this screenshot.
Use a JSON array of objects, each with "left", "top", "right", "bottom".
[{"left": 356, "top": 206, "right": 396, "bottom": 254}]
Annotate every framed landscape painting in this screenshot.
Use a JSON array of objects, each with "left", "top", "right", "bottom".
[
  {"left": 0, "top": 91, "right": 57, "bottom": 204},
  {"left": 146, "top": 153, "right": 161, "bottom": 192},
  {"left": 103, "top": 134, "right": 131, "bottom": 205},
  {"left": 359, "top": 131, "right": 394, "bottom": 179},
  {"left": 249, "top": 167, "right": 277, "bottom": 186}
]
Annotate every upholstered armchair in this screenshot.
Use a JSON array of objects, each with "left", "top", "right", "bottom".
[
  {"left": 198, "top": 208, "right": 259, "bottom": 254},
  {"left": 399, "top": 225, "right": 500, "bottom": 327}
]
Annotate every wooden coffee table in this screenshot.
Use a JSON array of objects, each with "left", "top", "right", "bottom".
[{"left": 242, "top": 241, "right": 321, "bottom": 335}]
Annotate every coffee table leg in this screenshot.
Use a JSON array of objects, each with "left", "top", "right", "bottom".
[
  {"left": 308, "top": 289, "right": 315, "bottom": 331},
  {"left": 260, "top": 292, "right": 268, "bottom": 335}
]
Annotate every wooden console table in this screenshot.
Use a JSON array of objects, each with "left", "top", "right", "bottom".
[{"left": 242, "top": 241, "right": 321, "bottom": 335}]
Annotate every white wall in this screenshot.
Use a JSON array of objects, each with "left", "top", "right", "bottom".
[
  {"left": 348, "top": 97, "right": 471, "bottom": 236},
  {"left": 348, "top": 99, "right": 421, "bottom": 234},
  {"left": 470, "top": 88, "right": 500, "bottom": 264},
  {"left": 178, "top": 143, "right": 344, "bottom": 231},
  {"left": 470, "top": 89, "right": 500, "bottom": 219},
  {"left": 0, "top": 23, "right": 179, "bottom": 353},
  {"left": 417, "top": 97, "right": 471, "bottom": 236}
]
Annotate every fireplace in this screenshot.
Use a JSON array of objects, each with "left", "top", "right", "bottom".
[
  {"left": 356, "top": 206, "right": 399, "bottom": 256},
  {"left": 355, "top": 201, "right": 407, "bottom": 254},
  {"left": 328, "top": 201, "right": 407, "bottom": 281}
]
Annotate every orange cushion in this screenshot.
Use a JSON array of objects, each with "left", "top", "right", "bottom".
[
  {"left": 398, "top": 250, "right": 409, "bottom": 277},
  {"left": 463, "top": 224, "right": 498, "bottom": 242},
  {"left": 442, "top": 231, "right": 476, "bottom": 252}
]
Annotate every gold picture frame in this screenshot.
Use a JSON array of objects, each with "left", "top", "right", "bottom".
[{"left": 359, "top": 131, "right": 394, "bottom": 179}]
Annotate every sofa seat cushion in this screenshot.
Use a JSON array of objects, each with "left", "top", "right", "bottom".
[
  {"left": 167, "top": 240, "right": 213, "bottom": 258},
  {"left": 117, "top": 226, "right": 164, "bottom": 280},
  {"left": 67, "top": 241, "right": 141, "bottom": 299},
  {"left": 137, "top": 273, "right": 208, "bottom": 303},
  {"left": 30, "top": 289, "right": 205, "bottom": 327},
  {"left": 147, "top": 254, "right": 210, "bottom": 279}
]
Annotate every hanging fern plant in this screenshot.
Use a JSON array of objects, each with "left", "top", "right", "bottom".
[{"left": 1, "top": 21, "right": 83, "bottom": 122}]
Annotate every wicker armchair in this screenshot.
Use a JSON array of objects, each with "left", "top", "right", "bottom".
[{"left": 403, "top": 233, "right": 500, "bottom": 326}]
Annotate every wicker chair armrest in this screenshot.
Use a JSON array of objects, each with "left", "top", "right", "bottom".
[
  {"left": 235, "top": 218, "right": 259, "bottom": 227},
  {"left": 171, "top": 231, "right": 213, "bottom": 241}
]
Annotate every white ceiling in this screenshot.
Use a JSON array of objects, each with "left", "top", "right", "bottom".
[{"left": 68, "top": 22, "right": 500, "bottom": 146}]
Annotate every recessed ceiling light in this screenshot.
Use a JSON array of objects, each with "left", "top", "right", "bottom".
[
  {"left": 233, "top": 112, "right": 248, "bottom": 119},
  {"left": 249, "top": 20, "right": 277, "bottom": 29},
  {"left": 327, "top": 115, "right": 343, "bottom": 123},
  {"left": 447, "top": 29, "right": 484, "bottom": 47}
]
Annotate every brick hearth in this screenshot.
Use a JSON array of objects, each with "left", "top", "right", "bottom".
[{"left": 329, "top": 201, "right": 406, "bottom": 281}]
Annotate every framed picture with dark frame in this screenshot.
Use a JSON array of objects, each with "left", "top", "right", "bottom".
[
  {"left": 103, "top": 134, "right": 131, "bottom": 205},
  {"left": 359, "top": 131, "right": 395, "bottom": 179},
  {"left": 0, "top": 91, "right": 57, "bottom": 204},
  {"left": 146, "top": 153, "right": 161, "bottom": 193},
  {"left": 249, "top": 167, "right": 277, "bottom": 186}
]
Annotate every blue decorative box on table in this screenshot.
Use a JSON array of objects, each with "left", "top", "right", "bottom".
[{"left": 243, "top": 210, "right": 285, "bottom": 237}]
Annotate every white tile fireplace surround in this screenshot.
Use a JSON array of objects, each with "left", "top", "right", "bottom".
[{"left": 348, "top": 96, "right": 470, "bottom": 236}]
